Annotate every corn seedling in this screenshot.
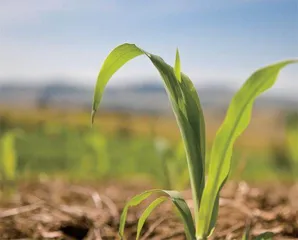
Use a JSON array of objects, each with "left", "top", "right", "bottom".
[
  {"left": 82, "top": 129, "right": 110, "bottom": 178},
  {"left": 0, "top": 130, "right": 22, "bottom": 181},
  {"left": 0, "top": 130, "right": 23, "bottom": 196},
  {"left": 270, "top": 111, "right": 298, "bottom": 180},
  {"left": 285, "top": 112, "right": 298, "bottom": 167},
  {"left": 91, "top": 43, "right": 297, "bottom": 240},
  {"left": 168, "top": 140, "right": 190, "bottom": 190},
  {"left": 154, "top": 137, "right": 172, "bottom": 189},
  {"left": 154, "top": 137, "right": 189, "bottom": 190}
]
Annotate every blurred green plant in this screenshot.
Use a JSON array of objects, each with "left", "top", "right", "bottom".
[
  {"left": 91, "top": 42, "right": 297, "bottom": 240},
  {"left": 285, "top": 111, "right": 298, "bottom": 165},
  {"left": 271, "top": 111, "right": 298, "bottom": 179},
  {"left": 0, "top": 129, "right": 23, "bottom": 196},
  {"left": 0, "top": 110, "right": 293, "bottom": 182},
  {"left": 0, "top": 130, "right": 24, "bottom": 181},
  {"left": 154, "top": 137, "right": 189, "bottom": 190},
  {"left": 242, "top": 225, "right": 274, "bottom": 240},
  {"left": 81, "top": 129, "right": 110, "bottom": 178},
  {"left": 0, "top": 131, "right": 17, "bottom": 182}
]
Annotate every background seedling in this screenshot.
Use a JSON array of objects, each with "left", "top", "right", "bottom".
[
  {"left": 0, "top": 129, "right": 23, "bottom": 198},
  {"left": 270, "top": 111, "right": 298, "bottom": 181}
]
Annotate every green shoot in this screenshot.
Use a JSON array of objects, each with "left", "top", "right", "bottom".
[
  {"left": 83, "top": 129, "right": 110, "bottom": 178},
  {"left": 155, "top": 138, "right": 189, "bottom": 190},
  {"left": 285, "top": 112, "right": 298, "bottom": 166},
  {"left": 0, "top": 132, "right": 17, "bottom": 182},
  {"left": 0, "top": 129, "right": 23, "bottom": 196},
  {"left": 0, "top": 130, "right": 23, "bottom": 182},
  {"left": 174, "top": 48, "right": 181, "bottom": 82},
  {"left": 154, "top": 137, "right": 172, "bottom": 189},
  {"left": 270, "top": 111, "right": 298, "bottom": 180},
  {"left": 91, "top": 42, "right": 297, "bottom": 239}
]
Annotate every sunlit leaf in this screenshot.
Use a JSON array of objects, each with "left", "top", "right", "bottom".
[
  {"left": 136, "top": 196, "right": 167, "bottom": 240},
  {"left": 197, "top": 59, "right": 298, "bottom": 238},
  {"left": 91, "top": 44, "right": 143, "bottom": 123},
  {"left": 174, "top": 48, "right": 181, "bottom": 82},
  {"left": 118, "top": 189, "right": 195, "bottom": 240}
]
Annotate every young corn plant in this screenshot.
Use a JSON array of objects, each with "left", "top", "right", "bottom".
[
  {"left": 154, "top": 137, "right": 189, "bottom": 190},
  {"left": 91, "top": 43, "right": 297, "bottom": 240},
  {"left": 82, "top": 129, "right": 110, "bottom": 178},
  {"left": 285, "top": 112, "right": 298, "bottom": 168},
  {"left": 154, "top": 137, "right": 173, "bottom": 189},
  {"left": 0, "top": 130, "right": 22, "bottom": 182},
  {"left": 270, "top": 111, "right": 298, "bottom": 180},
  {"left": 0, "top": 130, "right": 22, "bottom": 197}
]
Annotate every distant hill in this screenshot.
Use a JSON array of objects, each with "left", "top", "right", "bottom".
[{"left": 0, "top": 80, "right": 297, "bottom": 114}]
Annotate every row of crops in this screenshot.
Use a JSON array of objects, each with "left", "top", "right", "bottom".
[{"left": 0, "top": 110, "right": 297, "bottom": 189}]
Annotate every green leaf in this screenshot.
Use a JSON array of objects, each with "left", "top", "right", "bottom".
[
  {"left": 136, "top": 196, "right": 167, "bottom": 240},
  {"left": 285, "top": 112, "right": 298, "bottom": 164},
  {"left": 242, "top": 227, "right": 273, "bottom": 240},
  {"left": 119, "top": 190, "right": 152, "bottom": 238},
  {"left": 170, "top": 190, "right": 196, "bottom": 240},
  {"left": 254, "top": 232, "right": 274, "bottom": 240},
  {"left": 197, "top": 59, "right": 298, "bottom": 238},
  {"left": 118, "top": 189, "right": 195, "bottom": 240},
  {"left": 0, "top": 131, "right": 19, "bottom": 181},
  {"left": 92, "top": 43, "right": 206, "bottom": 227},
  {"left": 242, "top": 231, "right": 249, "bottom": 240},
  {"left": 241, "top": 223, "right": 251, "bottom": 240},
  {"left": 174, "top": 48, "right": 181, "bottom": 82},
  {"left": 91, "top": 44, "right": 143, "bottom": 123}
]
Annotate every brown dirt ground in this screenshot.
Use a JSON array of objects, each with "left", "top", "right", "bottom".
[{"left": 0, "top": 179, "right": 297, "bottom": 240}]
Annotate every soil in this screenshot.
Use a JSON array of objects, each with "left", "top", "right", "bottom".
[{"left": 0, "top": 179, "right": 297, "bottom": 240}]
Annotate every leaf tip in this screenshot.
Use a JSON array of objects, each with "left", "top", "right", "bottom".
[{"left": 174, "top": 48, "right": 181, "bottom": 82}]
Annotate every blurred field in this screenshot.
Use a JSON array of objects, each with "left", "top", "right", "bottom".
[
  {"left": 0, "top": 106, "right": 287, "bottom": 147},
  {"left": 0, "top": 107, "right": 297, "bottom": 186}
]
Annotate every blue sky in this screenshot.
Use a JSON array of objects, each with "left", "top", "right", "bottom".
[{"left": 0, "top": 0, "right": 297, "bottom": 95}]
